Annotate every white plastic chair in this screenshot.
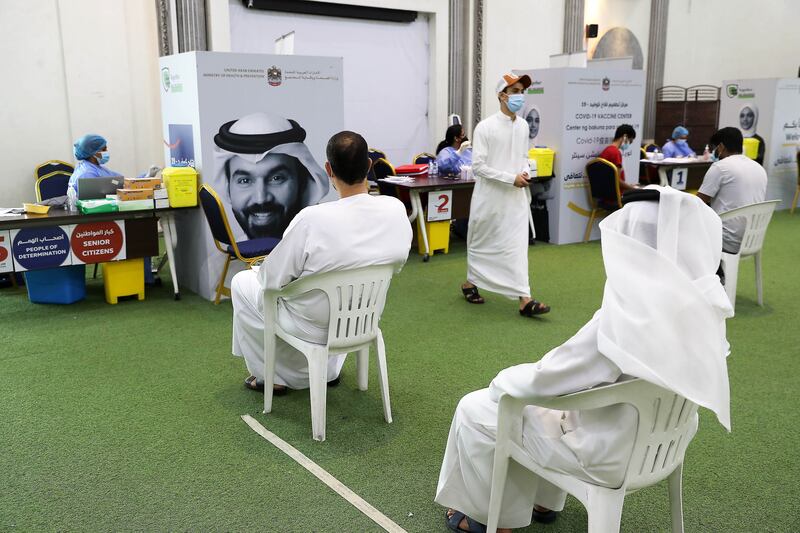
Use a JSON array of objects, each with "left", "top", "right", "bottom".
[
  {"left": 487, "top": 378, "right": 698, "bottom": 533},
  {"left": 719, "top": 200, "right": 779, "bottom": 311},
  {"left": 262, "top": 264, "right": 397, "bottom": 441}
]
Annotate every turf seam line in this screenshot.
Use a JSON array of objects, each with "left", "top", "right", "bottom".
[{"left": 241, "top": 415, "right": 407, "bottom": 533}]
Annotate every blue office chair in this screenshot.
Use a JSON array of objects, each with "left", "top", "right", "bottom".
[
  {"left": 199, "top": 184, "right": 280, "bottom": 304},
  {"left": 35, "top": 160, "right": 74, "bottom": 180},
  {"left": 413, "top": 152, "right": 436, "bottom": 165},
  {"left": 35, "top": 171, "right": 72, "bottom": 202}
]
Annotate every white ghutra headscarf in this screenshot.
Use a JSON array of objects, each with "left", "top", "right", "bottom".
[{"left": 598, "top": 186, "right": 734, "bottom": 430}]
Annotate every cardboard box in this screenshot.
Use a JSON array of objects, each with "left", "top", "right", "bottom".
[
  {"left": 153, "top": 188, "right": 169, "bottom": 200},
  {"left": 117, "top": 188, "right": 154, "bottom": 201},
  {"left": 124, "top": 177, "right": 162, "bottom": 190},
  {"left": 117, "top": 199, "right": 153, "bottom": 211},
  {"left": 154, "top": 198, "right": 170, "bottom": 209}
]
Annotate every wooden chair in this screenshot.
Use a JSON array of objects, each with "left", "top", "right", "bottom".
[{"left": 583, "top": 158, "right": 622, "bottom": 242}]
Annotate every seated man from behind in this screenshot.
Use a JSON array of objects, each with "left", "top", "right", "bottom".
[
  {"left": 230, "top": 131, "right": 412, "bottom": 394},
  {"left": 436, "top": 186, "right": 733, "bottom": 532},
  {"left": 698, "top": 127, "right": 767, "bottom": 254}
]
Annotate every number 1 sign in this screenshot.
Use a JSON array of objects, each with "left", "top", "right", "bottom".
[{"left": 427, "top": 190, "right": 453, "bottom": 222}]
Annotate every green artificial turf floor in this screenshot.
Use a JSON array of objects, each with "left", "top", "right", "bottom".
[{"left": 1, "top": 211, "right": 799, "bottom": 532}]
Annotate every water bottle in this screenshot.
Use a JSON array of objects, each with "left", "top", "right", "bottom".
[
  {"left": 66, "top": 187, "right": 77, "bottom": 212},
  {"left": 528, "top": 158, "right": 538, "bottom": 180},
  {"left": 654, "top": 147, "right": 663, "bottom": 161},
  {"left": 430, "top": 160, "right": 438, "bottom": 178},
  {"left": 702, "top": 144, "right": 711, "bottom": 161}
]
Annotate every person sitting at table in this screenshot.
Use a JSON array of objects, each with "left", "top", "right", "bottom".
[
  {"left": 230, "top": 131, "right": 412, "bottom": 395},
  {"left": 436, "top": 186, "right": 734, "bottom": 532},
  {"left": 68, "top": 134, "right": 123, "bottom": 194},
  {"left": 598, "top": 124, "right": 639, "bottom": 195},
  {"left": 697, "top": 127, "right": 767, "bottom": 254},
  {"left": 436, "top": 124, "right": 473, "bottom": 176},
  {"left": 662, "top": 126, "right": 696, "bottom": 159}
]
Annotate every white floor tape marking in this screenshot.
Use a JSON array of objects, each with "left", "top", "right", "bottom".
[{"left": 241, "top": 415, "right": 408, "bottom": 533}]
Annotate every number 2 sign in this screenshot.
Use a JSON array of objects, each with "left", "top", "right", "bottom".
[{"left": 427, "top": 190, "right": 453, "bottom": 221}]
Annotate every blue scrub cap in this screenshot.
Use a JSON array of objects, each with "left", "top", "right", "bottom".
[
  {"left": 73, "top": 134, "right": 107, "bottom": 160},
  {"left": 672, "top": 126, "right": 689, "bottom": 139}
]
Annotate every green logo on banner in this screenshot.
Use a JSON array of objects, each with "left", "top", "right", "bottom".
[{"left": 161, "top": 67, "right": 171, "bottom": 92}]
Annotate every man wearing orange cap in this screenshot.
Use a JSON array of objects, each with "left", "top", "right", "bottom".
[{"left": 460, "top": 74, "right": 550, "bottom": 318}]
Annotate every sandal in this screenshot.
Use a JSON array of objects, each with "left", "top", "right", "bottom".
[
  {"left": 532, "top": 507, "right": 558, "bottom": 524},
  {"left": 519, "top": 300, "right": 550, "bottom": 317},
  {"left": 461, "top": 285, "right": 485, "bottom": 304},
  {"left": 244, "top": 375, "right": 288, "bottom": 396},
  {"left": 445, "top": 510, "right": 487, "bottom": 533}
]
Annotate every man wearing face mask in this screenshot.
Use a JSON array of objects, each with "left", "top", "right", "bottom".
[
  {"left": 599, "top": 124, "right": 639, "bottom": 195},
  {"left": 460, "top": 73, "right": 550, "bottom": 318},
  {"left": 698, "top": 127, "right": 767, "bottom": 254},
  {"left": 68, "top": 134, "right": 123, "bottom": 194},
  {"left": 662, "top": 126, "right": 696, "bottom": 159}
]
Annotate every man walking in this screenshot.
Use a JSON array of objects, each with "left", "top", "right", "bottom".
[{"left": 460, "top": 73, "right": 550, "bottom": 318}]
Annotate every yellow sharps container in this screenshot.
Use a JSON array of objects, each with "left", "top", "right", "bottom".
[
  {"left": 743, "top": 137, "right": 760, "bottom": 160},
  {"left": 162, "top": 166, "right": 198, "bottom": 207}
]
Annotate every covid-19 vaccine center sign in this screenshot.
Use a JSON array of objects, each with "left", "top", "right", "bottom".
[{"left": 514, "top": 68, "right": 645, "bottom": 244}]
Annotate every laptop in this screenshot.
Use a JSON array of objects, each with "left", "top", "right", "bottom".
[{"left": 77, "top": 176, "right": 124, "bottom": 200}]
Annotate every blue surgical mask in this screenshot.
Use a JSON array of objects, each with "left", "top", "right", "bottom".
[
  {"left": 96, "top": 151, "right": 109, "bottom": 165},
  {"left": 711, "top": 150, "right": 719, "bottom": 162},
  {"left": 676, "top": 139, "right": 688, "bottom": 146},
  {"left": 506, "top": 94, "right": 524, "bottom": 113},
  {"left": 620, "top": 142, "right": 630, "bottom": 151}
]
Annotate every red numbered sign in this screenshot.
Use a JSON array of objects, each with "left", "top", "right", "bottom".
[
  {"left": 427, "top": 190, "right": 453, "bottom": 222},
  {"left": 0, "top": 231, "right": 11, "bottom": 273}
]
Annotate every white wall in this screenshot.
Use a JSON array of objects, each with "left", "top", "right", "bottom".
[
  {"left": 228, "top": 2, "right": 431, "bottom": 165},
  {"left": 480, "top": 0, "right": 565, "bottom": 119},
  {"left": 585, "top": 0, "right": 650, "bottom": 69},
  {"left": 664, "top": 0, "right": 800, "bottom": 87},
  {"left": 0, "top": 0, "right": 163, "bottom": 208},
  {"left": 208, "top": 0, "right": 448, "bottom": 160}
]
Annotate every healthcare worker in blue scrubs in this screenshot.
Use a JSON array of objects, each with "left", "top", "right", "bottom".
[
  {"left": 661, "top": 126, "right": 696, "bottom": 158},
  {"left": 68, "top": 134, "right": 123, "bottom": 193}
]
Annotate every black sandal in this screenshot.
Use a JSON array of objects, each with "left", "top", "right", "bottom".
[
  {"left": 532, "top": 507, "right": 558, "bottom": 524},
  {"left": 461, "top": 285, "right": 485, "bottom": 304},
  {"left": 519, "top": 300, "right": 550, "bottom": 317},
  {"left": 244, "top": 375, "right": 288, "bottom": 396},
  {"left": 445, "top": 510, "right": 487, "bottom": 533}
]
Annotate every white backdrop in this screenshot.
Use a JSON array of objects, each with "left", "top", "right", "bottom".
[
  {"left": 516, "top": 68, "right": 645, "bottom": 244},
  {"left": 228, "top": 1, "right": 430, "bottom": 166}
]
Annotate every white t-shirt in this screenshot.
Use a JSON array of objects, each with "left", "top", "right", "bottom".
[{"left": 698, "top": 154, "right": 767, "bottom": 252}]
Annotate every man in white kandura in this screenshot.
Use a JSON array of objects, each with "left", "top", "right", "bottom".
[
  {"left": 438, "top": 186, "right": 733, "bottom": 532},
  {"left": 460, "top": 73, "right": 550, "bottom": 318},
  {"left": 230, "top": 131, "right": 412, "bottom": 395}
]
